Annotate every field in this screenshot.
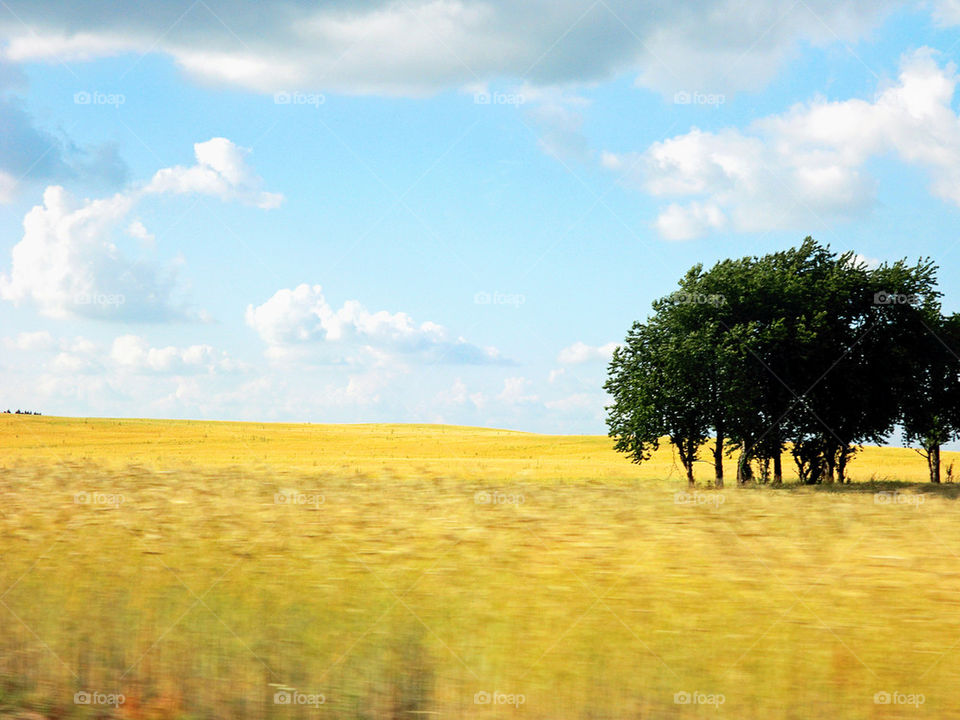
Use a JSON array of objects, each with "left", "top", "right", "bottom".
[{"left": 2, "top": 415, "right": 960, "bottom": 719}]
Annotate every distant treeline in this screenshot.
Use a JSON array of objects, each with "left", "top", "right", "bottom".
[
  {"left": 606, "top": 238, "right": 960, "bottom": 486},
  {"left": 3, "top": 409, "right": 42, "bottom": 415}
]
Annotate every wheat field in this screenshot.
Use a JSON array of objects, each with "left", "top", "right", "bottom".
[{"left": 2, "top": 415, "right": 959, "bottom": 719}]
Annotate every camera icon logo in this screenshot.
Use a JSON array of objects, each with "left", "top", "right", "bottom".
[{"left": 74, "top": 691, "right": 92, "bottom": 704}]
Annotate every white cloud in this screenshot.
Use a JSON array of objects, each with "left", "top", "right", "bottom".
[
  {"left": 5, "top": 332, "right": 238, "bottom": 377},
  {"left": 0, "top": 138, "right": 281, "bottom": 319},
  {"left": 4, "top": 330, "right": 55, "bottom": 351},
  {"left": 557, "top": 341, "right": 618, "bottom": 365},
  {"left": 110, "top": 334, "right": 232, "bottom": 374},
  {"left": 246, "top": 283, "right": 506, "bottom": 365},
  {"left": 932, "top": 0, "right": 960, "bottom": 25},
  {"left": 544, "top": 392, "right": 606, "bottom": 414},
  {"left": 605, "top": 49, "right": 960, "bottom": 239},
  {"left": 5, "top": 33, "right": 138, "bottom": 62},
  {"left": 127, "top": 219, "right": 155, "bottom": 245},
  {"left": 436, "top": 378, "right": 469, "bottom": 405},
  {"left": 0, "top": 170, "right": 17, "bottom": 203},
  {"left": 0, "top": 186, "right": 156, "bottom": 319},
  {"left": 520, "top": 86, "right": 592, "bottom": 162},
  {"left": 145, "top": 138, "right": 283, "bottom": 209},
  {"left": 655, "top": 201, "right": 727, "bottom": 241},
  {"left": 0, "top": 1, "right": 898, "bottom": 96},
  {"left": 497, "top": 376, "right": 538, "bottom": 404},
  {"left": 850, "top": 252, "right": 881, "bottom": 269},
  {"left": 50, "top": 350, "right": 100, "bottom": 374}
]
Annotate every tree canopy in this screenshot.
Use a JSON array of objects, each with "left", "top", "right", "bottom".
[{"left": 605, "top": 238, "right": 960, "bottom": 485}]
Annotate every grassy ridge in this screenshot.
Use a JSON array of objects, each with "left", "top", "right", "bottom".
[{"left": 1, "top": 416, "right": 959, "bottom": 718}]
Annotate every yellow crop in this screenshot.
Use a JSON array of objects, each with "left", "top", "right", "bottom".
[{"left": 1, "top": 415, "right": 958, "bottom": 718}]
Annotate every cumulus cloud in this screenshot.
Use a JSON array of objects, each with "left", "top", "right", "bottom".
[
  {"left": 0, "top": 1, "right": 898, "bottom": 96},
  {"left": 110, "top": 334, "right": 239, "bottom": 374},
  {"left": 557, "top": 341, "right": 618, "bottom": 365},
  {"left": 145, "top": 138, "right": 283, "bottom": 209},
  {"left": 0, "top": 138, "right": 281, "bottom": 320},
  {"left": 4, "top": 331, "right": 240, "bottom": 379},
  {"left": 246, "top": 283, "right": 507, "bottom": 365},
  {"left": 0, "top": 186, "right": 171, "bottom": 320},
  {"left": 605, "top": 49, "right": 960, "bottom": 239},
  {"left": 24, "top": 332, "right": 237, "bottom": 376}
]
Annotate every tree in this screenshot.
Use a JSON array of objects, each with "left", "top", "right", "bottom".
[
  {"left": 605, "top": 318, "right": 714, "bottom": 487},
  {"left": 902, "top": 313, "right": 960, "bottom": 483},
  {"left": 608, "top": 238, "right": 953, "bottom": 486}
]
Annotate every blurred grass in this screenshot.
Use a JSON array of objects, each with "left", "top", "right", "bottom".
[{"left": 1, "top": 416, "right": 959, "bottom": 719}]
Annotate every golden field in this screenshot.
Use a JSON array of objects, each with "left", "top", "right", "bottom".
[{"left": 2, "top": 414, "right": 960, "bottom": 719}]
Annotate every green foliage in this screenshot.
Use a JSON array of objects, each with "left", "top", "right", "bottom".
[{"left": 607, "top": 238, "right": 954, "bottom": 484}]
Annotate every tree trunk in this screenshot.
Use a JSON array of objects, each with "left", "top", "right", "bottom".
[
  {"left": 773, "top": 450, "right": 782, "bottom": 485},
  {"left": 737, "top": 449, "right": 753, "bottom": 484},
  {"left": 823, "top": 449, "right": 836, "bottom": 484},
  {"left": 930, "top": 444, "right": 941, "bottom": 484},
  {"left": 837, "top": 447, "right": 849, "bottom": 484},
  {"left": 714, "top": 430, "right": 724, "bottom": 488},
  {"left": 686, "top": 460, "right": 695, "bottom": 488}
]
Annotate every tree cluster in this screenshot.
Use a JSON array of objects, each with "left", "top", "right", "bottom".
[
  {"left": 605, "top": 239, "right": 960, "bottom": 486},
  {"left": 3, "top": 409, "right": 42, "bottom": 415}
]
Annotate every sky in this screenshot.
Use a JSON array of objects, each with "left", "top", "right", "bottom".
[{"left": 2, "top": 0, "right": 960, "bottom": 433}]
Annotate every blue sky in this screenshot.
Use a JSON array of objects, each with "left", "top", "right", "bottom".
[{"left": 2, "top": 0, "right": 960, "bottom": 432}]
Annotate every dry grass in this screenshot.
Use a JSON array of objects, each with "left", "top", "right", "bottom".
[
  {"left": 0, "top": 414, "right": 952, "bottom": 483},
  {"left": 1, "top": 415, "right": 959, "bottom": 719}
]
